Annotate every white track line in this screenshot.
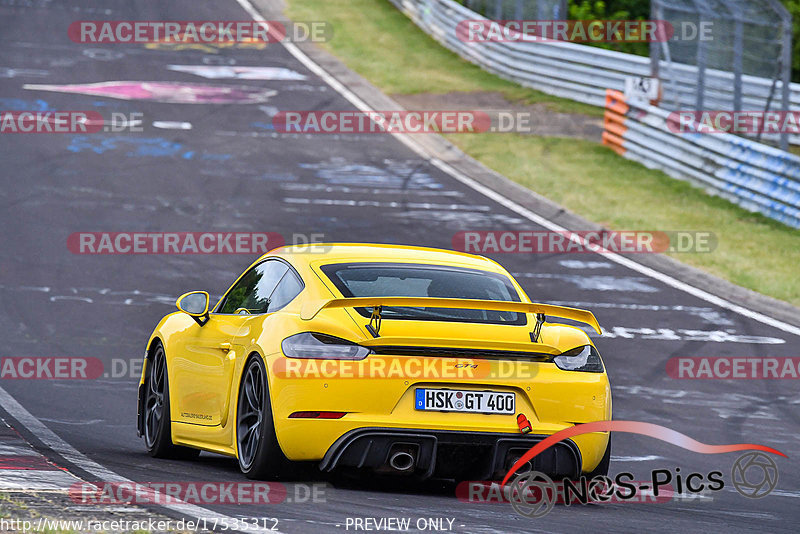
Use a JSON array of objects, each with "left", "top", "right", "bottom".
[
  {"left": 0, "top": 387, "right": 280, "bottom": 534},
  {"left": 235, "top": 0, "right": 800, "bottom": 338}
]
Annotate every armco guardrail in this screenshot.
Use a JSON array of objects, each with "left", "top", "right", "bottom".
[
  {"left": 389, "top": 0, "right": 800, "bottom": 145},
  {"left": 602, "top": 89, "right": 800, "bottom": 229}
]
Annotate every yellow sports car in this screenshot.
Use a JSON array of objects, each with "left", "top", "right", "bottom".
[{"left": 137, "top": 244, "right": 611, "bottom": 480}]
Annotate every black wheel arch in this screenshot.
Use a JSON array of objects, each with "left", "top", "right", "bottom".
[{"left": 137, "top": 337, "right": 165, "bottom": 437}]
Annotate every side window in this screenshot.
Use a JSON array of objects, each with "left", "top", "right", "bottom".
[
  {"left": 217, "top": 261, "right": 288, "bottom": 314},
  {"left": 267, "top": 270, "right": 304, "bottom": 312}
]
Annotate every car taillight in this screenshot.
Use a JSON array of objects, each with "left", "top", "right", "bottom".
[
  {"left": 281, "top": 332, "right": 371, "bottom": 360},
  {"left": 553, "top": 345, "right": 604, "bottom": 373}
]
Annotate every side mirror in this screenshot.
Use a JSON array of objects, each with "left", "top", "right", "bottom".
[{"left": 176, "top": 291, "right": 210, "bottom": 326}]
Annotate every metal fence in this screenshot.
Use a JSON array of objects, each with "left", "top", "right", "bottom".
[
  {"left": 389, "top": 0, "right": 800, "bottom": 228},
  {"left": 652, "top": 0, "right": 792, "bottom": 150},
  {"left": 389, "top": 0, "right": 800, "bottom": 145},
  {"left": 603, "top": 89, "right": 800, "bottom": 228},
  {"left": 461, "top": 0, "right": 566, "bottom": 20}
]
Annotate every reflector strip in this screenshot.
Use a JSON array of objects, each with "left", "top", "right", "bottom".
[{"left": 288, "top": 411, "right": 346, "bottom": 419}]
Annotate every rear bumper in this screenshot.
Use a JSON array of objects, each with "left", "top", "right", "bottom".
[{"left": 319, "top": 427, "right": 581, "bottom": 480}]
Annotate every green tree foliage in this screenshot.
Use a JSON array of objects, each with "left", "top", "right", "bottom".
[
  {"left": 568, "top": 0, "right": 648, "bottom": 55},
  {"left": 574, "top": 1, "right": 797, "bottom": 81},
  {"left": 782, "top": 0, "right": 800, "bottom": 81},
  {"left": 455, "top": 1, "right": 797, "bottom": 81}
]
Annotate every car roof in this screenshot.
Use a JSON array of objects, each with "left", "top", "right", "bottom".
[{"left": 267, "top": 243, "right": 506, "bottom": 273}]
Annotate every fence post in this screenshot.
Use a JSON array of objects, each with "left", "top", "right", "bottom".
[
  {"left": 733, "top": 18, "right": 743, "bottom": 112},
  {"left": 781, "top": 13, "right": 792, "bottom": 152}
]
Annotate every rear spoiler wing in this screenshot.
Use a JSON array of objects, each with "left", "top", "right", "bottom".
[{"left": 300, "top": 296, "right": 601, "bottom": 336}]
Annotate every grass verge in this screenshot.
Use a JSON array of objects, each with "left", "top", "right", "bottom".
[
  {"left": 286, "top": 0, "right": 800, "bottom": 307},
  {"left": 287, "top": 0, "right": 601, "bottom": 116}
]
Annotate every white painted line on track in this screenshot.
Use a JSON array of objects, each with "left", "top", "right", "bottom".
[
  {"left": 152, "top": 121, "right": 192, "bottom": 130},
  {"left": 0, "top": 386, "right": 281, "bottom": 534},
  {"left": 234, "top": 0, "right": 800, "bottom": 338}
]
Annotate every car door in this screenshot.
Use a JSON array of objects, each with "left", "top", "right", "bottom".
[{"left": 172, "top": 260, "right": 289, "bottom": 426}]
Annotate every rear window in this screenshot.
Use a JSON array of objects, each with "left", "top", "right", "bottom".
[{"left": 321, "top": 263, "right": 525, "bottom": 325}]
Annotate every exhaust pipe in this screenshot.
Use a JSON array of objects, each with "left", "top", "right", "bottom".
[
  {"left": 388, "top": 451, "right": 415, "bottom": 472},
  {"left": 506, "top": 453, "right": 533, "bottom": 475}
]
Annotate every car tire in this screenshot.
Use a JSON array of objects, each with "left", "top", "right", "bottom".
[
  {"left": 236, "top": 354, "right": 289, "bottom": 479},
  {"left": 143, "top": 342, "right": 201, "bottom": 460},
  {"left": 586, "top": 435, "right": 611, "bottom": 478}
]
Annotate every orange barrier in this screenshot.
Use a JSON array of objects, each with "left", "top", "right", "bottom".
[
  {"left": 605, "top": 89, "right": 629, "bottom": 114},
  {"left": 602, "top": 132, "right": 626, "bottom": 155},
  {"left": 602, "top": 89, "right": 628, "bottom": 154}
]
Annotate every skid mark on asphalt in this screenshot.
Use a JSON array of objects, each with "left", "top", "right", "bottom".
[
  {"left": 0, "top": 67, "right": 49, "bottom": 78},
  {"left": 513, "top": 272, "right": 659, "bottom": 292},
  {"left": 217, "top": 129, "right": 399, "bottom": 143},
  {"left": 0, "top": 285, "right": 176, "bottom": 307},
  {"left": 546, "top": 300, "right": 735, "bottom": 326},
  {"left": 599, "top": 326, "right": 784, "bottom": 344},
  {"left": 167, "top": 65, "right": 307, "bottom": 80},
  {"left": 614, "top": 386, "right": 788, "bottom": 422},
  {"left": 398, "top": 210, "right": 525, "bottom": 225},
  {"left": 771, "top": 490, "right": 800, "bottom": 498},
  {"left": 282, "top": 183, "right": 465, "bottom": 197},
  {"left": 283, "top": 197, "right": 526, "bottom": 225},
  {"left": 283, "top": 198, "right": 490, "bottom": 211},
  {"left": 299, "top": 158, "right": 444, "bottom": 189},
  {"left": 558, "top": 260, "right": 614, "bottom": 269},
  {"left": 38, "top": 419, "right": 104, "bottom": 426},
  {"left": 49, "top": 296, "right": 93, "bottom": 303}
]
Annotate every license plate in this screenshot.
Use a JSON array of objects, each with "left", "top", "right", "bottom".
[{"left": 414, "top": 388, "right": 515, "bottom": 414}]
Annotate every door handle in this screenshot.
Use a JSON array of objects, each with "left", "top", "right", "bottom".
[{"left": 219, "top": 342, "right": 231, "bottom": 350}]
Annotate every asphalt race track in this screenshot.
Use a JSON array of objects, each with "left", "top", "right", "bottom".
[{"left": 0, "top": 0, "right": 798, "bottom": 532}]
